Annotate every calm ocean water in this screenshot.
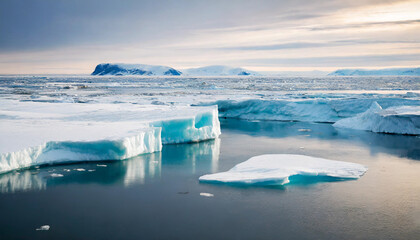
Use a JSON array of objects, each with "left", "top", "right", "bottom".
[{"left": 1, "top": 119, "right": 419, "bottom": 240}]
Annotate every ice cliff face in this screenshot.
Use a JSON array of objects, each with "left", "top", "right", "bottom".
[
  {"left": 329, "top": 67, "right": 420, "bottom": 76},
  {"left": 92, "top": 63, "right": 182, "bottom": 76}
]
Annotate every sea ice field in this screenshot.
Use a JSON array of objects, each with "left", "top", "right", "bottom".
[{"left": 0, "top": 75, "right": 419, "bottom": 239}]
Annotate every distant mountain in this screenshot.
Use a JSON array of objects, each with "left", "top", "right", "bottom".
[
  {"left": 91, "top": 63, "right": 182, "bottom": 76},
  {"left": 183, "top": 65, "right": 259, "bottom": 76},
  {"left": 329, "top": 67, "right": 420, "bottom": 76},
  {"left": 91, "top": 63, "right": 261, "bottom": 76}
]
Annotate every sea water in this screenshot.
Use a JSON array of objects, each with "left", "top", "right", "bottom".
[{"left": 0, "top": 75, "right": 419, "bottom": 239}]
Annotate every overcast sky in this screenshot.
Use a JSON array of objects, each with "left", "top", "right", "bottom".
[{"left": 0, "top": 0, "right": 419, "bottom": 74}]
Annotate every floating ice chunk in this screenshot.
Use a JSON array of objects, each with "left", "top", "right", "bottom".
[
  {"left": 0, "top": 101, "right": 220, "bottom": 174},
  {"left": 96, "top": 164, "right": 107, "bottom": 167},
  {"left": 88, "top": 170, "right": 96, "bottom": 172},
  {"left": 199, "top": 154, "right": 367, "bottom": 185},
  {"left": 333, "top": 102, "right": 420, "bottom": 135},
  {"left": 298, "top": 129, "right": 311, "bottom": 132},
  {"left": 50, "top": 173, "right": 63, "bottom": 177},
  {"left": 36, "top": 225, "right": 50, "bottom": 231},
  {"left": 200, "top": 192, "right": 214, "bottom": 197},
  {"left": 75, "top": 168, "right": 86, "bottom": 172}
]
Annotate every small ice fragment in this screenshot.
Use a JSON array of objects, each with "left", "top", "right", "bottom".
[
  {"left": 298, "top": 129, "right": 311, "bottom": 132},
  {"left": 75, "top": 168, "right": 85, "bottom": 171},
  {"left": 36, "top": 225, "right": 50, "bottom": 231},
  {"left": 88, "top": 169, "right": 96, "bottom": 172},
  {"left": 200, "top": 192, "right": 214, "bottom": 197},
  {"left": 63, "top": 169, "right": 71, "bottom": 172},
  {"left": 96, "top": 164, "right": 107, "bottom": 167},
  {"left": 50, "top": 173, "right": 63, "bottom": 177}
]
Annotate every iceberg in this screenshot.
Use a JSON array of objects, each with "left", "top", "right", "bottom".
[
  {"left": 329, "top": 67, "right": 420, "bottom": 76},
  {"left": 333, "top": 102, "right": 420, "bottom": 135},
  {"left": 199, "top": 154, "right": 367, "bottom": 185},
  {"left": 0, "top": 100, "right": 220, "bottom": 174},
  {"left": 91, "top": 63, "right": 182, "bottom": 76},
  {"left": 182, "top": 65, "right": 259, "bottom": 76}
]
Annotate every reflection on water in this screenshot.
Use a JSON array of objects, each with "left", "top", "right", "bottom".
[
  {"left": 0, "top": 171, "right": 46, "bottom": 193},
  {"left": 221, "top": 119, "right": 420, "bottom": 160},
  {"left": 0, "top": 138, "right": 220, "bottom": 193}
]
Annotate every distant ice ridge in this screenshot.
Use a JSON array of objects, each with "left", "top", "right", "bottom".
[
  {"left": 199, "top": 154, "right": 367, "bottom": 185},
  {"left": 329, "top": 67, "right": 420, "bottom": 76},
  {"left": 92, "top": 63, "right": 182, "bottom": 76},
  {"left": 199, "top": 98, "right": 420, "bottom": 123},
  {"left": 333, "top": 102, "right": 420, "bottom": 135},
  {"left": 182, "top": 65, "right": 259, "bottom": 76},
  {"left": 0, "top": 101, "right": 220, "bottom": 174}
]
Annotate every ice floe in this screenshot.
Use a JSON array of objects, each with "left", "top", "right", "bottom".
[
  {"left": 333, "top": 102, "right": 420, "bottom": 135},
  {"left": 0, "top": 100, "right": 220, "bottom": 174},
  {"left": 199, "top": 154, "right": 367, "bottom": 185}
]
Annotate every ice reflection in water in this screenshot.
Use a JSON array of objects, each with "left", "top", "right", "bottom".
[{"left": 0, "top": 138, "right": 220, "bottom": 193}]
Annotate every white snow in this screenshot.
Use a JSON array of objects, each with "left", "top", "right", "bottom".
[
  {"left": 199, "top": 154, "right": 367, "bottom": 185},
  {"left": 0, "top": 100, "right": 220, "bottom": 174},
  {"left": 333, "top": 102, "right": 420, "bottom": 135}
]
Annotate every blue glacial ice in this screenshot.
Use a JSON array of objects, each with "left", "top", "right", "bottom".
[
  {"left": 199, "top": 154, "right": 367, "bottom": 185},
  {"left": 201, "top": 97, "right": 420, "bottom": 123},
  {"left": 333, "top": 102, "right": 420, "bottom": 135},
  {"left": 0, "top": 100, "right": 220, "bottom": 174}
]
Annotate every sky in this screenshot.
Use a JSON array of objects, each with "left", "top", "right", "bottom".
[{"left": 0, "top": 0, "right": 419, "bottom": 74}]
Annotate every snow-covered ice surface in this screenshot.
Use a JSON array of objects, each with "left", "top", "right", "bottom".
[
  {"left": 199, "top": 154, "right": 367, "bottom": 185},
  {"left": 333, "top": 102, "right": 420, "bottom": 135},
  {"left": 0, "top": 99, "right": 220, "bottom": 173}
]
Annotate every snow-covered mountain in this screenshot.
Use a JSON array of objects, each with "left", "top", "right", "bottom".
[
  {"left": 183, "top": 65, "right": 259, "bottom": 76},
  {"left": 329, "top": 67, "right": 420, "bottom": 76},
  {"left": 91, "top": 63, "right": 182, "bottom": 76},
  {"left": 91, "top": 63, "right": 261, "bottom": 76}
]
